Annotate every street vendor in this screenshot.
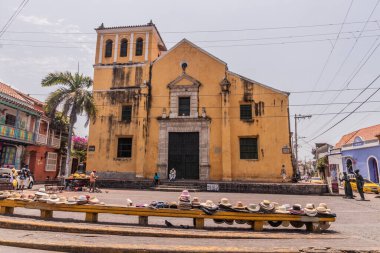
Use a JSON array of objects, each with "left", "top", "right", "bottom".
[{"left": 89, "top": 170, "right": 98, "bottom": 193}]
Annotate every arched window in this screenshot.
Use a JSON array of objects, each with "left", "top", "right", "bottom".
[
  {"left": 120, "top": 39, "right": 128, "bottom": 57},
  {"left": 105, "top": 39, "right": 113, "bottom": 58},
  {"left": 135, "top": 38, "right": 143, "bottom": 56}
]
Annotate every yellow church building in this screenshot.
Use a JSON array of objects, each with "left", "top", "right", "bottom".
[{"left": 87, "top": 21, "right": 293, "bottom": 182}]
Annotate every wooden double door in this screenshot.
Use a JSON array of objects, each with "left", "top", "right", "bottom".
[{"left": 168, "top": 132, "right": 199, "bottom": 180}]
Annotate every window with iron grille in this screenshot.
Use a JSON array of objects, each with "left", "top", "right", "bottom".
[
  {"left": 121, "top": 105, "right": 132, "bottom": 122},
  {"left": 45, "top": 152, "right": 58, "bottom": 171},
  {"left": 5, "top": 114, "right": 16, "bottom": 126},
  {"left": 178, "top": 97, "right": 190, "bottom": 116},
  {"left": 117, "top": 138, "right": 132, "bottom": 158},
  {"left": 120, "top": 39, "right": 128, "bottom": 57},
  {"left": 105, "top": 39, "right": 113, "bottom": 58},
  {"left": 135, "top": 38, "right": 143, "bottom": 56},
  {"left": 240, "top": 138, "right": 258, "bottom": 159},
  {"left": 240, "top": 104, "right": 252, "bottom": 120}
]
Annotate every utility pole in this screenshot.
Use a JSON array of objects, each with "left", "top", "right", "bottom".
[{"left": 294, "top": 114, "right": 312, "bottom": 178}]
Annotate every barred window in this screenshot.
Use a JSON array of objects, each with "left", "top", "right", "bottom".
[
  {"left": 135, "top": 38, "right": 143, "bottom": 56},
  {"left": 240, "top": 138, "right": 258, "bottom": 159},
  {"left": 105, "top": 39, "right": 113, "bottom": 58},
  {"left": 120, "top": 39, "right": 128, "bottom": 57},
  {"left": 121, "top": 105, "right": 132, "bottom": 122},
  {"left": 117, "top": 138, "right": 132, "bottom": 158},
  {"left": 178, "top": 97, "right": 190, "bottom": 116},
  {"left": 240, "top": 105, "right": 252, "bottom": 120},
  {"left": 45, "top": 152, "right": 58, "bottom": 171}
]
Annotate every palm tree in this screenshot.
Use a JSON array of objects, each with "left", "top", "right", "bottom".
[{"left": 42, "top": 71, "right": 96, "bottom": 177}]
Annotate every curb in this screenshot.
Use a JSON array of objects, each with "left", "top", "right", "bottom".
[{"left": 0, "top": 216, "right": 343, "bottom": 240}]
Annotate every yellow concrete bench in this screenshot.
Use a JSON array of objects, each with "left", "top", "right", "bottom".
[{"left": 0, "top": 199, "right": 335, "bottom": 232}]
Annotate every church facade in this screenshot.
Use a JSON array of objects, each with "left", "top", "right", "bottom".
[{"left": 87, "top": 22, "right": 293, "bottom": 182}]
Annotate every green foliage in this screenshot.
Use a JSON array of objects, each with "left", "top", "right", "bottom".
[{"left": 316, "top": 156, "right": 328, "bottom": 171}]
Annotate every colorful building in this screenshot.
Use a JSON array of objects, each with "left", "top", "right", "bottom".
[
  {"left": 87, "top": 22, "right": 293, "bottom": 182},
  {"left": 0, "top": 82, "right": 63, "bottom": 181},
  {"left": 335, "top": 124, "right": 380, "bottom": 183}
]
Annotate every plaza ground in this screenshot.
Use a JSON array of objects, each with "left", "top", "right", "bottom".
[{"left": 0, "top": 186, "right": 379, "bottom": 252}]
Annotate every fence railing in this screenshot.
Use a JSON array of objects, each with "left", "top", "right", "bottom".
[{"left": 0, "top": 123, "right": 34, "bottom": 143}]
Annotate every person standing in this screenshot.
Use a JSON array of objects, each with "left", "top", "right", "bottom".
[
  {"left": 340, "top": 172, "right": 354, "bottom": 199},
  {"left": 153, "top": 172, "right": 160, "bottom": 186},
  {"left": 280, "top": 165, "right": 287, "bottom": 182},
  {"left": 169, "top": 168, "right": 176, "bottom": 182},
  {"left": 11, "top": 168, "right": 18, "bottom": 190},
  {"left": 89, "top": 170, "right": 97, "bottom": 193},
  {"left": 354, "top": 169, "right": 366, "bottom": 201}
]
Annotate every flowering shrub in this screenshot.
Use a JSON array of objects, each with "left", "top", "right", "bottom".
[{"left": 73, "top": 136, "right": 87, "bottom": 150}]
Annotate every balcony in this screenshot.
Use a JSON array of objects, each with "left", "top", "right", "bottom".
[
  {"left": 36, "top": 133, "right": 48, "bottom": 145},
  {"left": 49, "top": 135, "right": 61, "bottom": 149},
  {"left": 0, "top": 123, "right": 34, "bottom": 144}
]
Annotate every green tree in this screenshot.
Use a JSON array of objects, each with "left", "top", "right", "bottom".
[{"left": 42, "top": 71, "right": 96, "bottom": 177}]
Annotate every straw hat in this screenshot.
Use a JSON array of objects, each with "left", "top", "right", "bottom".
[
  {"left": 89, "top": 197, "right": 100, "bottom": 204},
  {"left": 191, "top": 197, "right": 201, "bottom": 208},
  {"left": 77, "top": 195, "right": 88, "bottom": 204},
  {"left": 55, "top": 196, "right": 67, "bottom": 204},
  {"left": 126, "top": 198, "right": 133, "bottom": 206},
  {"left": 259, "top": 200, "right": 275, "bottom": 212},
  {"left": 213, "top": 219, "right": 224, "bottom": 224},
  {"left": 317, "top": 203, "right": 332, "bottom": 213},
  {"left": 200, "top": 200, "right": 218, "bottom": 209},
  {"left": 290, "top": 204, "right": 304, "bottom": 215},
  {"left": 275, "top": 205, "right": 290, "bottom": 214},
  {"left": 219, "top": 198, "right": 232, "bottom": 207},
  {"left": 179, "top": 190, "right": 191, "bottom": 201},
  {"left": 224, "top": 219, "right": 234, "bottom": 225},
  {"left": 233, "top": 201, "right": 247, "bottom": 210},
  {"left": 38, "top": 194, "right": 49, "bottom": 202},
  {"left": 272, "top": 202, "right": 280, "bottom": 210},
  {"left": 303, "top": 203, "right": 317, "bottom": 217},
  {"left": 282, "top": 204, "right": 291, "bottom": 211},
  {"left": 47, "top": 194, "right": 60, "bottom": 204},
  {"left": 247, "top": 203, "right": 260, "bottom": 212},
  {"left": 67, "top": 197, "right": 78, "bottom": 205}
]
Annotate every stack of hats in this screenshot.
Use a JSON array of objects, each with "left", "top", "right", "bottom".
[
  {"left": 191, "top": 197, "right": 201, "bottom": 208},
  {"left": 34, "top": 188, "right": 48, "bottom": 201},
  {"left": 317, "top": 203, "right": 335, "bottom": 217},
  {"left": 303, "top": 203, "right": 317, "bottom": 217},
  {"left": 46, "top": 194, "right": 60, "bottom": 204},
  {"left": 233, "top": 201, "right": 247, "bottom": 212},
  {"left": 290, "top": 204, "right": 304, "bottom": 215},
  {"left": 77, "top": 195, "right": 88, "bottom": 205},
  {"left": 200, "top": 200, "right": 218, "bottom": 215},
  {"left": 67, "top": 197, "right": 78, "bottom": 205},
  {"left": 178, "top": 190, "right": 192, "bottom": 210},
  {"left": 247, "top": 203, "right": 260, "bottom": 213},
  {"left": 218, "top": 198, "right": 233, "bottom": 211},
  {"left": 259, "top": 200, "right": 275, "bottom": 213},
  {"left": 275, "top": 205, "right": 290, "bottom": 214}
]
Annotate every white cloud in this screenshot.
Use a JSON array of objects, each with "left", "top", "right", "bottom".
[{"left": 18, "top": 15, "right": 55, "bottom": 26}]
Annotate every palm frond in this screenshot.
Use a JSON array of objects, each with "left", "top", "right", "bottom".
[{"left": 41, "top": 71, "right": 74, "bottom": 88}]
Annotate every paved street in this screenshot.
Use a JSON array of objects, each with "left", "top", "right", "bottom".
[{"left": 0, "top": 186, "right": 378, "bottom": 252}]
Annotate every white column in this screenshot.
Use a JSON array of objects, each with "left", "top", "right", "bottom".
[
  {"left": 98, "top": 35, "right": 104, "bottom": 64},
  {"left": 129, "top": 33, "right": 134, "bottom": 61},
  {"left": 144, "top": 32, "right": 149, "bottom": 61},
  {"left": 114, "top": 34, "right": 119, "bottom": 62}
]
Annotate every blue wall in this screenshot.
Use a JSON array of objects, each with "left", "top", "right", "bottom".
[{"left": 342, "top": 145, "right": 380, "bottom": 183}]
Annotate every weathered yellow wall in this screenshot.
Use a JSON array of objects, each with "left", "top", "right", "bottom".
[{"left": 88, "top": 27, "right": 292, "bottom": 182}]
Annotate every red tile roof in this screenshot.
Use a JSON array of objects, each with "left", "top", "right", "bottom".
[
  {"left": 335, "top": 124, "right": 380, "bottom": 148},
  {"left": 0, "top": 81, "right": 43, "bottom": 113}
]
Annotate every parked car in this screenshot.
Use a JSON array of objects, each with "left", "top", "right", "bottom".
[
  {"left": 0, "top": 168, "right": 12, "bottom": 183},
  {"left": 310, "top": 177, "right": 324, "bottom": 184},
  {"left": 16, "top": 169, "right": 34, "bottom": 189},
  {"left": 347, "top": 178, "right": 380, "bottom": 194}
]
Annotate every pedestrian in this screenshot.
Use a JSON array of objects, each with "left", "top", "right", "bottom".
[
  {"left": 11, "top": 168, "right": 18, "bottom": 190},
  {"left": 354, "top": 169, "right": 367, "bottom": 201},
  {"left": 280, "top": 164, "right": 287, "bottom": 182},
  {"left": 154, "top": 172, "right": 160, "bottom": 186},
  {"left": 19, "top": 166, "right": 28, "bottom": 190},
  {"left": 89, "top": 170, "right": 97, "bottom": 193},
  {"left": 169, "top": 168, "right": 176, "bottom": 182},
  {"left": 339, "top": 172, "right": 354, "bottom": 199}
]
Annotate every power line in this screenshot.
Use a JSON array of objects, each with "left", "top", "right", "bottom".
[
  {"left": 3, "top": 27, "right": 380, "bottom": 45},
  {"left": 5, "top": 20, "right": 380, "bottom": 35},
  {"left": 0, "top": 0, "right": 29, "bottom": 39},
  {"left": 301, "top": 0, "right": 354, "bottom": 112},
  {"left": 3, "top": 33, "right": 380, "bottom": 49},
  {"left": 308, "top": 73, "right": 380, "bottom": 141}
]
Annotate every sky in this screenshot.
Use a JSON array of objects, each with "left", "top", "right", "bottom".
[{"left": 1, "top": 0, "right": 380, "bottom": 160}]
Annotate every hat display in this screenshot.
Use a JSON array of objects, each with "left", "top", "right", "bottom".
[
  {"left": 233, "top": 201, "right": 247, "bottom": 210},
  {"left": 200, "top": 200, "right": 218, "bottom": 209},
  {"left": 191, "top": 197, "right": 201, "bottom": 208},
  {"left": 303, "top": 203, "right": 317, "bottom": 217},
  {"left": 247, "top": 203, "right": 260, "bottom": 212},
  {"left": 290, "top": 204, "right": 304, "bottom": 215},
  {"left": 259, "top": 200, "right": 275, "bottom": 213},
  {"left": 275, "top": 205, "right": 290, "bottom": 214}
]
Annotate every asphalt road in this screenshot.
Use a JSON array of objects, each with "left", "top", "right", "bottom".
[{"left": 0, "top": 186, "right": 379, "bottom": 252}]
